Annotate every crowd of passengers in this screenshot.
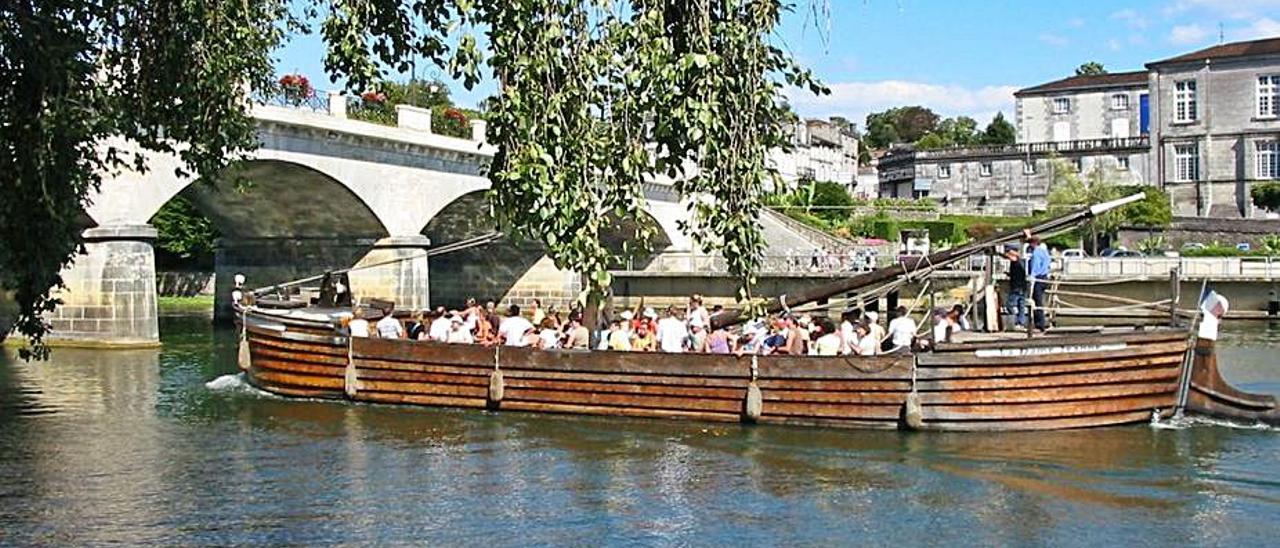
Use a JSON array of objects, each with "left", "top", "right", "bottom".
[{"left": 343, "top": 293, "right": 979, "bottom": 356}]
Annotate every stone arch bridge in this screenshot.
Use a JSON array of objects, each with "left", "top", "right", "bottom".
[{"left": 52, "top": 101, "right": 835, "bottom": 345}]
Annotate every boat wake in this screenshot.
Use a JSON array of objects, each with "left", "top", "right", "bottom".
[
  {"left": 205, "top": 373, "right": 278, "bottom": 398},
  {"left": 1149, "top": 412, "right": 1278, "bottom": 432}
]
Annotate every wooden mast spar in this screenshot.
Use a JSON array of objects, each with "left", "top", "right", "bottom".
[{"left": 712, "top": 193, "right": 1147, "bottom": 329}]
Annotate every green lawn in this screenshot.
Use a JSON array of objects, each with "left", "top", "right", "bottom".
[{"left": 158, "top": 295, "right": 214, "bottom": 313}]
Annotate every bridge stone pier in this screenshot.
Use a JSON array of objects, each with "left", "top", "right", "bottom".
[{"left": 46, "top": 98, "right": 835, "bottom": 346}]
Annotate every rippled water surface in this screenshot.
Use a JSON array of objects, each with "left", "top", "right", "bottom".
[{"left": 3, "top": 317, "right": 1279, "bottom": 545}]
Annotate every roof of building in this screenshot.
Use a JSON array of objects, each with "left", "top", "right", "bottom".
[
  {"left": 1147, "top": 36, "right": 1280, "bottom": 68},
  {"left": 1014, "top": 70, "right": 1148, "bottom": 96}
]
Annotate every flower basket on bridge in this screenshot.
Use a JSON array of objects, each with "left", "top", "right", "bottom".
[{"left": 279, "top": 74, "right": 314, "bottom": 106}]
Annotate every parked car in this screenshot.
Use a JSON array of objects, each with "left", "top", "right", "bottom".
[
  {"left": 1237, "top": 242, "right": 1252, "bottom": 252},
  {"left": 1060, "top": 248, "right": 1087, "bottom": 259},
  {"left": 1181, "top": 242, "right": 1206, "bottom": 251},
  {"left": 1107, "top": 250, "right": 1143, "bottom": 258}
]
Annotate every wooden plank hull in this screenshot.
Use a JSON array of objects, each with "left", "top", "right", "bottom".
[{"left": 234, "top": 307, "right": 1276, "bottom": 431}]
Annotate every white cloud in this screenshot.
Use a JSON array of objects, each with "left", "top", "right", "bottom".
[
  {"left": 1039, "top": 32, "right": 1069, "bottom": 47},
  {"left": 1108, "top": 38, "right": 1124, "bottom": 51},
  {"left": 1169, "top": 24, "right": 1211, "bottom": 44},
  {"left": 1110, "top": 8, "right": 1150, "bottom": 29},
  {"left": 1230, "top": 17, "right": 1280, "bottom": 40},
  {"left": 785, "top": 80, "right": 1018, "bottom": 128},
  {"left": 1068, "top": 17, "right": 1086, "bottom": 28}
]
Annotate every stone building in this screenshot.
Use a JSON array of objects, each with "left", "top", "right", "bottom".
[
  {"left": 1147, "top": 37, "right": 1280, "bottom": 218},
  {"left": 1015, "top": 71, "right": 1149, "bottom": 142},
  {"left": 878, "top": 35, "right": 1280, "bottom": 218},
  {"left": 878, "top": 137, "right": 1149, "bottom": 216},
  {"left": 770, "top": 118, "right": 860, "bottom": 191}
]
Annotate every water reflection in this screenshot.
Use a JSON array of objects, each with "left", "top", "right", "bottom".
[{"left": 1, "top": 318, "right": 1278, "bottom": 545}]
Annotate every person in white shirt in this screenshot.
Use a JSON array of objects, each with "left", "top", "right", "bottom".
[
  {"left": 497, "top": 304, "right": 535, "bottom": 346},
  {"left": 537, "top": 318, "right": 560, "bottom": 349},
  {"left": 854, "top": 323, "right": 878, "bottom": 356},
  {"left": 887, "top": 306, "right": 917, "bottom": 351},
  {"left": 931, "top": 308, "right": 951, "bottom": 344},
  {"left": 657, "top": 306, "right": 688, "bottom": 353},
  {"left": 686, "top": 294, "right": 710, "bottom": 329},
  {"left": 347, "top": 308, "right": 371, "bottom": 338},
  {"left": 446, "top": 316, "right": 474, "bottom": 344},
  {"left": 865, "top": 311, "right": 885, "bottom": 352},
  {"left": 428, "top": 308, "right": 452, "bottom": 342},
  {"left": 813, "top": 319, "right": 842, "bottom": 356},
  {"left": 839, "top": 309, "right": 858, "bottom": 355},
  {"left": 375, "top": 309, "right": 404, "bottom": 339}
]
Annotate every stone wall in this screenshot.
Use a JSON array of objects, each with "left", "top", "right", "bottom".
[
  {"left": 1117, "top": 217, "right": 1280, "bottom": 248},
  {"left": 156, "top": 272, "right": 215, "bottom": 297},
  {"left": 428, "top": 241, "right": 580, "bottom": 312}
]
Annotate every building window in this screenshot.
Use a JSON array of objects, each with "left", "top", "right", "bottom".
[
  {"left": 1174, "top": 143, "right": 1199, "bottom": 182},
  {"left": 979, "top": 162, "right": 993, "bottom": 177},
  {"left": 1259, "top": 75, "right": 1280, "bottom": 118},
  {"left": 1257, "top": 140, "right": 1279, "bottom": 179},
  {"left": 938, "top": 164, "right": 951, "bottom": 178},
  {"left": 1022, "top": 159, "right": 1036, "bottom": 174},
  {"left": 1175, "top": 80, "right": 1197, "bottom": 123},
  {"left": 1053, "top": 97, "right": 1071, "bottom": 114},
  {"left": 1111, "top": 93, "right": 1129, "bottom": 110},
  {"left": 1116, "top": 156, "right": 1130, "bottom": 171}
]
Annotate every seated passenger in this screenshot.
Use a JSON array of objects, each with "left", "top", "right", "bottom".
[
  {"left": 607, "top": 320, "right": 632, "bottom": 351},
  {"left": 347, "top": 307, "right": 371, "bottom": 338},
  {"left": 657, "top": 306, "right": 687, "bottom": 353},
  {"left": 428, "top": 307, "right": 451, "bottom": 342},
  {"left": 813, "top": 319, "right": 842, "bottom": 356},
  {"left": 687, "top": 318, "right": 708, "bottom": 352},
  {"left": 538, "top": 318, "right": 561, "bottom": 350},
  {"left": 375, "top": 307, "right": 404, "bottom": 339},
  {"left": 564, "top": 314, "right": 591, "bottom": 349},
  {"left": 887, "top": 306, "right": 917, "bottom": 351},
  {"left": 631, "top": 323, "right": 656, "bottom": 352},
  {"left": 406, "top": 310, "right": 428, "bottom": 341},
  {"left": 706, "top": 324, "right": 731, "bottom": 354},
  {"left": 498, "top": 304, "right": 535, "bottom": 347},
  {"left": 521, "top": 326, "right": 542, "bottom": 348},
  {"left": 853, "top": 323, "right": 877, "bottom": 356},
  {"left": 446, "top": 315, "right": 474, "bottom": 344}
]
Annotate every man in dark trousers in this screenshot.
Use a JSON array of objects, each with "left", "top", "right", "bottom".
[{"left": 1004, "top": 246, "right": 1028, "bottom": 329}]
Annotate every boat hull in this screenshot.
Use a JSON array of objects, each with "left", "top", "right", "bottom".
[{"left": 236, "top": 308, "right": 1217, "bottom": 431}]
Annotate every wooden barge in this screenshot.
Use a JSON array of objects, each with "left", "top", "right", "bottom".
[{"left": 233, "top": 194, "right": 1280, "bottom": 431}]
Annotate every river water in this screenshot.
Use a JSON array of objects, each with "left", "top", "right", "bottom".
[{"left": 2, "top": 316, "right": 1279, "bottom": 546}]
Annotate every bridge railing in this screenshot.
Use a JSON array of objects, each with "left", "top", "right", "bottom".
[
  {"left": 1059, "top": 257, "right": 1280, "bottom": 280},
  {"left": 254, "top": 89, "right": 331, "bottom": 114},
  {"left": 616, "top": 252, "right": 894, "bottom": 275}
]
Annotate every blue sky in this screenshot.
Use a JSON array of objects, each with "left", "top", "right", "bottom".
[{"left": 275, "top": 0, "right": 1280, "bottom": 127}]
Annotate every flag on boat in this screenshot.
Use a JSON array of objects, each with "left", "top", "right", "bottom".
[{"left": 1200, "top": 290, "right": 1229, "bottom": 318}]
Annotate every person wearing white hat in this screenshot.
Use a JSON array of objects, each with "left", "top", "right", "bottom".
[{"left": 446, "top": 315, "right": 474, "bottom": 344}]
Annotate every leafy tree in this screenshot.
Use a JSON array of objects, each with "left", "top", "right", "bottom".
[
  {"left": 1252, "top": 182, "right": 1280, "bottom": 212},
  {"left": 864, "top": 106, "right": 939, "bottom": 148},
  {"left": 2, "top": 0, "right": 825, "bottom": 353},
  {"left": 150, "top": 197, "right": 220, "bottom": 269},
  {"left": 1116, "top": 185, "right": 1173, "bottom": 228},
  {"left": 1075, "top": 62, "right": 1107, "bottom": 76},
  {"left": 982, "top": 112, "right": 1016, "bottom": 145},
  {"left": 916, "top": 116, "right": 980, "bottom": 149},
  {"left": 798, "top": 181, "right": 853, "bottom": 223},
  {"left": 1047, "top": 158, "right": 1162, "bottom": 253}
]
